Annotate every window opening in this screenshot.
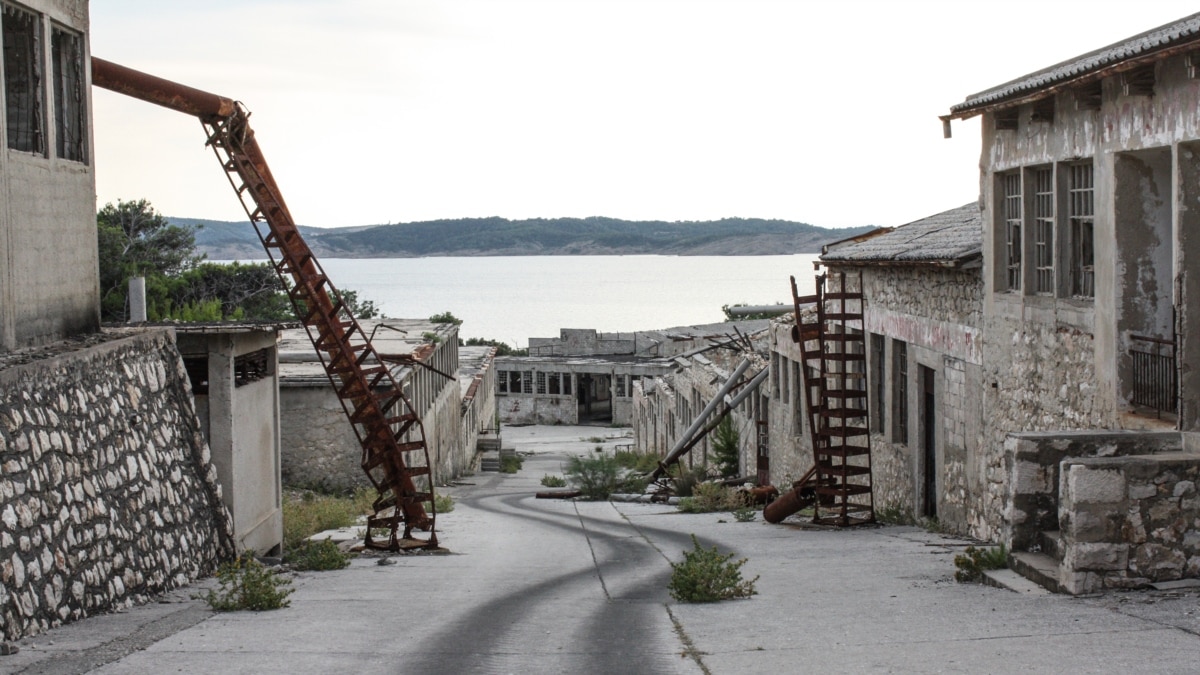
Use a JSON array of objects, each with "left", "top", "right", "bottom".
[
  {"left": 234, "top": 348, "right": 272, "bottom": 387},
  {"left": 1033, "top": 167, "right": 1055, "bottom": 294},
  {"left": 548, "top": 372, "right": 560, "bottom": 395},
  {"left": 536, "top": 371, "right": 546, "bottom": 394},
  {"left": 498, "top": 370, "right": 508, "bottom": 393},
  {"left": 871, "top": 333, "right": 886, "bottom": 433},
  {"left": 520, "top": 371, "right": 532, "bottom": 394},
  {"left": 1003, "top": 172, "right": 1022, "bottom": 292},
  {"left": 615, "top": 374, "right": 627, "bottom": 398},
  {"left": 3, "top": 3, "right": 43, "bottom": 154},
  {"left": 563, "top": 373, "right": 572, "bottom": 396},
  {"left": 51, "top": 25, "right": 84, "bottom": 161},
  {"left": 183, "top": 357, "right": 209, "bottom": 396},
  {"left": 1069, "top": 162, "right": 1095, "bottom": 298},
  {"left": 894, "top": 339, "right": 908, "bottom": 444}
]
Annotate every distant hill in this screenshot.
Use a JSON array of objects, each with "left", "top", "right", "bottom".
[{"left": 173, "top": 216, "right": 874, "bottom": 259}]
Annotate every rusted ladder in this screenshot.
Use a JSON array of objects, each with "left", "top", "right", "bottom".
[
  {"left": 790, "top": 272, "right": 874, "bottom": 526},
  {"left": 90, "top": 57, "right": 437, "bottom": 550},
  {"left": 203, "top": 109, "right": 437, "bottom": 549}
]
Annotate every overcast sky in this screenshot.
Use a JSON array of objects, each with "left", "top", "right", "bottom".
[{"left": 88, "top": 1, "right": 1200, "bottom": 230}]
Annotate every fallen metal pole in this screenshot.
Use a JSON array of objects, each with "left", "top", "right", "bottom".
[{"left": 649, "top": 358, "right": 752, "bottom": 482}]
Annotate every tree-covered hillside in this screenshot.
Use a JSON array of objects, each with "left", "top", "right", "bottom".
[{"left": 177, "top": 216, "right": 873, "bottom": 259}]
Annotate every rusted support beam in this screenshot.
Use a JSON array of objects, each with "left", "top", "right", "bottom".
[{"left": 91, "top": 57, "right": 236, "bottom": 120}]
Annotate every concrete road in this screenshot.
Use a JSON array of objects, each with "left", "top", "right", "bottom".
[{"left": 6, "top": 424, "right": 1200, "bottom": 674}]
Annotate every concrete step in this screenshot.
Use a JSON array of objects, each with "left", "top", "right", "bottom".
[
  {"left": 1040, "top": 530, "right": 1064, "bottom": 561},
  {"left": 477, "top": 438, "right": 502, "bottom": 453},
  {"left": 1009, "top": 551, "right": 1062, "bottom": 594},
  {"left": 479, "top": 450, "right": 501, "bottom": 472}
]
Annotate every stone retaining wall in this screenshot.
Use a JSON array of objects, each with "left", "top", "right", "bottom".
[
  {"left": 0, "top": 330, "right": 234, "bottom": 640},
  {"left": 1059, "top": 452, "right": 1200, "bottom": 594}
]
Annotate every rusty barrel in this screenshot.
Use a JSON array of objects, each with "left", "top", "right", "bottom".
[{"left": 763, "top": 487, "right": 807, "bottom": 523}]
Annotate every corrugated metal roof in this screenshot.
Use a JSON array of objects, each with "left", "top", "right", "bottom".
[
  {"left": 950, "top": 12, "right": 1200, "bottom": 116},
  {"left": 820, "top": 202, "right": 980, "bottom": 266}
]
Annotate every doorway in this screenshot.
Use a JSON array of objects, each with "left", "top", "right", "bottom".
[{"left": 920, "top": 365, "right": 937, "bottom": 519}]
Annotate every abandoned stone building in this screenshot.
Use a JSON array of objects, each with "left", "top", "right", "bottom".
[
  {"left": 500, "top": 323, "right": 767, "bottom": 426},
  {"left": 278, "top": 319, "right": 497, "bottom": 490}
]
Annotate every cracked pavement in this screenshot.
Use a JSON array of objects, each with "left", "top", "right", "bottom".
[{"left": 6, "top": 424, "right": 1200, "bottom": 674}]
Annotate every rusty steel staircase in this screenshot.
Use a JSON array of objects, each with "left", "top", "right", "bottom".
[
  {"left": 789, "top": 272, "right": 874, "bottom": 526},
  {"left": 92, "top": 58, "right": 438, "bottom": 550}
]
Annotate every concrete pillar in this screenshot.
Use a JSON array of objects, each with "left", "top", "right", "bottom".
[{"left": 128, "top": 276, "right": 147, "bottom": 322}]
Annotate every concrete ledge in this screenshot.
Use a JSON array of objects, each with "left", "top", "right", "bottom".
[{"left": 982, "top": 568, "right": 1053, "bottom": 596}]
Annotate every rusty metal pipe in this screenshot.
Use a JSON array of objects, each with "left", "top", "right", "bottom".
[{"left": 92, "top": 57, "right": 236, "bottom": 120}]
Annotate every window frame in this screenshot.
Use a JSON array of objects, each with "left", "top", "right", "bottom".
[
  {"left": 2, "top": 1, "right": 45, "bottom": 155},
  {"left": 1068, "top": 161, "right": 1095, "bottom": 299},
  {"left": 50, "top": 22, "right": 85, "bottom": 163},
  {"left": 1032, "top": 165, "right": 1055, "bottom": 295},
  {"left": 1002, "top": 171, "right": 1023, "bottom": 292}
]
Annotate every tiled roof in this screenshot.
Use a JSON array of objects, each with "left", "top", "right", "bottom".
[
  {"left": 820, "top": 202, "right": 981, "bottom": 266},
  {"left": 949, "top": 12, "right": 1200, "bottom": 116}
]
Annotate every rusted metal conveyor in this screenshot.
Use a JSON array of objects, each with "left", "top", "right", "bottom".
[{"left": 92, "top": 58, "right": 438, "bottom": 550}]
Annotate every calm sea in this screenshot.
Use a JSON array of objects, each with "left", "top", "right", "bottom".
[{"left": 307, "top": 255, "right": 821, "bottom": 348}]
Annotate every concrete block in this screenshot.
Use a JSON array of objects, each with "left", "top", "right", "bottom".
[
  {"left": 1065, "top": 510, "right": 1111, "bottom": 543},
  {"left": 1064, "top": 542, "right": 1129, "bottom": 572},
  {"left": 1013, "top": 459, "right": 1053, "bottom": 495},
  {"left": 1065, "top": 465, "right": 1126, "bottom": 505},
  {"left": 1128, "top": 482, "right": 1158, "bottom": 500},
  {"left": 1059, "top": 569, "right": 1102, "bottom": 595}
]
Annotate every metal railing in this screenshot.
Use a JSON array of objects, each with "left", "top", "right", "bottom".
[{"left": 1129, "top": 334, "right": 1176, "bottom": 418}]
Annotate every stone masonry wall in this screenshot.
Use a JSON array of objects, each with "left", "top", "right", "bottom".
[
  {"left": 977, "top": 320, "right": 1113, "bottom": 541},
  {"left": 0, "top": 331, "right": 234, "bottom": 640},
  {"left": 1059, "top": 453, "right": 1200, "bottom": 594},
  {"left": 863, "top": 267, "right": 982, "bottom": 328}
]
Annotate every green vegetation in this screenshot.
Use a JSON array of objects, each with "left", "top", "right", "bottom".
[
  {"left": 422, "top": 331, "right": 442, "bottom": 344},
  {"left": 668, "top": 534, "right": 758, "bottom": 603},
  {"left": 678, "top": 483, "right": 748, "bottom": 514},
  {"left": 954, "top": 544, "right": 1008, "bottom": 582},
  {"left": 731, "top": 504, "right": 757, "bottom": 522},
  {"left": 424, "top": 493, "right": 455, "bottom": 514},
  {"left": 99, "top": 199, "right": 381, "bottom": 323},
  {"left": 613, "top": 448, "right": 661, "bottom": 474},
  {"left": 187, "top": 215, "right": 873, "bottom": 258},
  {"left": 582, "top": 436, "right": 606, "bottom": 444},
  {"left": 671, "top": 464, "right": 710, "bottom": 498},
  {"left": 540, "top": 474, "right": 568, "bottom": 488},
  {"left": 711, "top": 418, "right": 741, "bottom": 478},
  {"left": 429, "top": 311, "right": 463, "bottom": 325},
  {"left": 460, "top": 337, "right": 528, "bottom": 356},
  {"left": 500, "top": 454, "right": 524, "bottom": 473},
  {"left": 286, "top": 539, "right": 352, "bottom": 571},
  {"left": 874, "top": 505, "right": 916, "bottom": 526},
  {"left": 566, "top": 453, "right": 621, "bottom": 499},
  {"left": 282, "top": 488, "right": 374, "bottom": 551},
  {"left": 200, "top": 556, "right": 293, "bottom": 611}
]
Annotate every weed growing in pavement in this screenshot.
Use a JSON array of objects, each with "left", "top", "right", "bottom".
[
  {"left": 500, "top": 454, "right": 524, "bottom": 473},
  {"left": 731, "top": 504, "right": 757, "bottom": 522},
  {"left": 200, "top": 556, "right": 293, "bottom": 611},
  {"left": 613, "top": 448, "right": 661, "bottom": 473},
  {"left": 566, "top": 453, "right": 621, "bottom": 499},
  {"left": 287, "top": 538, "right": 352, "bottom": 571},
  {"left": 953, "top": 544, "right": 1008, "bottom": 582},
  {"left": 423, "top": 493, "right": 455, "bottom": 514},
  {"left": 670, "top": 464, "right": 710, "bottom": 497},
  {"left": 282, "top": 488, "right": 374, "bottom": 550},
  {"left": 582, "top": 436, "right": 606, "bottom": 444},
  {"left": 668, "top": 534, "right": 758, "bottom": 603},
  {"left": 678, "top": 482, "right": 743, "bottom": 513},
  {"left": 874, "top": 505, "right": 916, "bottom": 525},
  {"left": 540, "top": 474, "right": 568, "bottom": 488}
]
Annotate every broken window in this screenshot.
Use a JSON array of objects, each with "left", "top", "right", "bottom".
[
  {"left": 1033, "top": 166, "right": 1055, "bottom": 295},
  {"left": 536, "top": 371, "right": 546, "bottom": 394},
  {"left": 1069, "top": 162, "right": 1095, "bottom": 299},
  {"left": 183, "top": 357, "right": 209, "bottom": 396},
  {"left": 3, "top": 2, "right": 43, "bottom": 154},
  {"left": 234, "top": 348, "right": 272, "bottom": 387},
  {"left": 51, "top": 24, "right": 84, "bottom": 162},
  {"left": 562, "top": 373, "right": 573, "bottom": 396},
  {"left": 520, "top": 371, "right": 532, "bottom": 394},
  {"left": 507, "top": 371, "right": 520, "bottom": 394},
  {"left": 497, "top": 370, "right": 508, "bottom": 393},
  {"left": 615, "top": 375, "right": 627, "bottom": 398},
  {"left": 1003, "top": 171, "right": 1022, "bottom": 292}
]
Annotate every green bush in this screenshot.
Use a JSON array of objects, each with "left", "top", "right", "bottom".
[
  {"left": 668, "top": 534, "right": 758, "bottom": 603},
  {"left": 566, "top": 453, "right": 622, "bottom": 500},
  {"left": 613, "top": 448, "right": 661, "bottom": 473},
  {"left": 541, "top": 474, "right": 568, "bottom": 488},
  {"left": 678, "top": 482, "right": 744, "bottom": 513},
  {"left": 671, "top": 464, "right": 710, "bottom": 497},
  {"left": 500, "top": 454, "right": 524, "bottom": 473},
  {"left": 287, "top": 538, "right": 352, "bottom": 571},
  {"left": 731, "top": 504, "right": 757, "bottom": 522},
  {"left": 423, "top": 493, "right": 455, "bottom": 514},
  {"left": 200, "top": 556, "right": 293, "bottom": 611},
  {"left": 953, "top": 544, "right": 1008, "bottom": 582}
]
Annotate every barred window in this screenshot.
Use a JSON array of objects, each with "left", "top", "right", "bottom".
[
  {"left": 1069, "top": 163, "right": 1095, "bottom": 299},
  {"left": 1033, "top": 167, "right": 1055, "bottom": 295},
  {"left": 498, "top": 370, "right": 508, "bottom": 393},
  {"left": 536, "top": 371, "right": 546, "bottom": 394},
  {"left": 3, "top": 3, "right": 44, "bottom": 154},
  {"left": 894, "top": 339, "right": 908, "bottom": 445},
  {"left": 520, "top": 371, "right": 532, "bottom": 394},
  {"left": 51, "top": 25, "right": 85, "bottom": 162},
  {"left": 548, "top": 372, "right": 561, "bottom": 395},
  {"left": 1003, "top": 172, "right": 1022, "bottom": 292},
  {"left": 871, "top": 333, "right": 885, "bottom": 433},
  {"left": 615, "top": 375, "right": 627, "bottom": 398}
]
